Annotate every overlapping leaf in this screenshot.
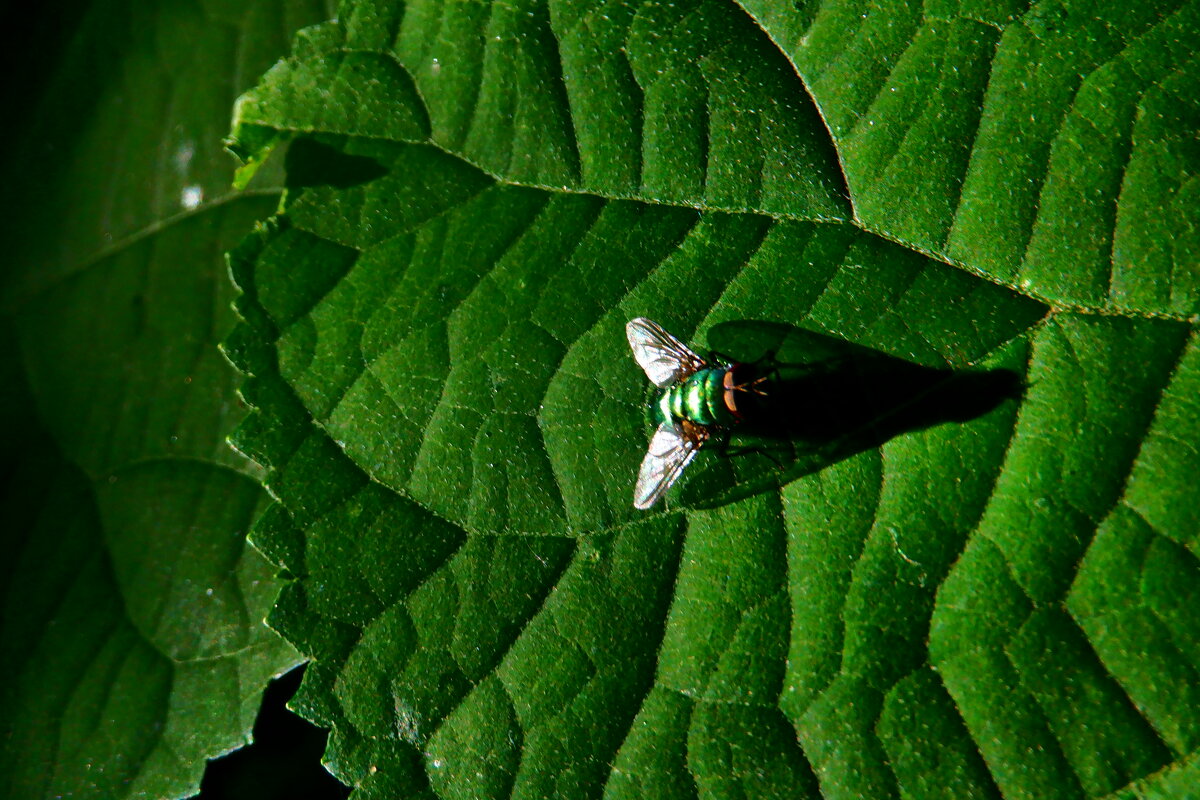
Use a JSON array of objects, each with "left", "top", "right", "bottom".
[
  {"left": 0, "top": 2, "right": 336, "bottom": 797},
  {"left": 226, "top": 0, "right": 1200, "bottom": 797},
  {"left": 737, "top": 0, "right": 1200, "bottom": 316}
]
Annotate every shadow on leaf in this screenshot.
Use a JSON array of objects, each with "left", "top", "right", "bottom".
[
  {"left": 284, "top": 136, "right": 388, "bottom": 189},
  {"left": 675, "top": 320, "right": 1023, "bottom": 507}
]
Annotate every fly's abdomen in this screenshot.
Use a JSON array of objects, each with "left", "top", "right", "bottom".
[{"left": 664, "top": 367, "right": 734, "bottom": 426}]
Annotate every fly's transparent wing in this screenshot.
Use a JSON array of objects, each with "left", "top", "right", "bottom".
[
  {"left": 634, "top": 422, "right": 703, "bottom": 509},
  {"left": 627, "top": 317, "right": 706, "bottom": 387}
]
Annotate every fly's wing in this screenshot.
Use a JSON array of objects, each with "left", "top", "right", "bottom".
[
  {"left": 626, "top": 317, "right": 706, "bottom": 387},
  {"left": 634, "top": 422, "right": 703, "bottom": 509}
]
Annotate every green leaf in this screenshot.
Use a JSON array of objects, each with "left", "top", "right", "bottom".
[
  {"left": 230, "top": 0, "right": 851, "bottom": 221},
  {"left": 0, "top": 1, "right": 337, "bottom": 797},
  {"left": 736, "top": 0, "right": 1200, "bottom": 316},
  {"left": 226, "top": 0, "right": 1200, "bottom": 797}
]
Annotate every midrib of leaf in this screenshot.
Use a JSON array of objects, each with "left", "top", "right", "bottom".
[{"left": 6, "top": 189, "right": 286, "bottom": 311}]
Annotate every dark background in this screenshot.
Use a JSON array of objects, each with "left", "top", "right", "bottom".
[{"left": 196, "top": 665, "right": 350, "bottom": 800}]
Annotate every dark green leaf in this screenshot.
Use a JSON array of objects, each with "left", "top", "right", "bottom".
[{"left": 0, "top": 1, "right": 337, "bottom": 797}]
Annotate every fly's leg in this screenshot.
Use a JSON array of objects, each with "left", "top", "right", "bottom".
[
  {"left": 714, "top": 433, "right": 786, "bottom": 470},
  {"left": 736, "top": 375, "right": 772, "bottom": 396},
  {"left": 726, "top": 445, "right": 786, "bottom": 469},
  {"left": 747, "top": 350, "right": 785, "bottom": 391}
]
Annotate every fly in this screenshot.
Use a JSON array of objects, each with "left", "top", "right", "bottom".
[{"left": 626, "top": 317, "right": 767, "bottom": 509}]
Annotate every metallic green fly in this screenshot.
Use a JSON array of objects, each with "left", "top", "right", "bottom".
[{"left": 626, "top": 317, "right": 767, "bottom": 509}]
